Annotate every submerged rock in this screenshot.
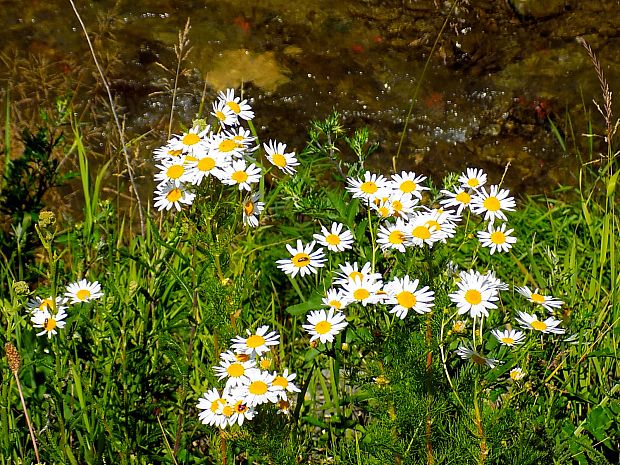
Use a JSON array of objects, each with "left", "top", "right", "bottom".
[{"left": 508, "top": 0, "right": 571, "bottom": 19}]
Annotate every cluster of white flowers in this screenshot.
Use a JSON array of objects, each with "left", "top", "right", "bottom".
[
  {"left": 26, "top": 279, "right": 103, "bottom": 338},
  {"left": 152, "top": 89, "right": 298, "bottom": 229},
  {"left": 272, "top": 165, "right": 567, "bottom": 373},
  {"left": 197, "top": 325, "right": 300, "bottom": 428}
]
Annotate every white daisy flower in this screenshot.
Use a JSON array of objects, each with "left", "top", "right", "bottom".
[
  {"left": 377, "top": 219, "right": 409, "bottom": 253},
  {"left": 263, "top": 140, "right": 299, "bottom": 175},
  {"left": 217, "top": 88, "right": 254, "bottom": 122},
  {"left": 154, "top": 158, "right": 196, "bottom": 187},
  {"left": 333, "top": 261, "right": 383, "bottom": 287},
  {"left": 153, "top": 144, "right": 184, "bottom": 162},
  {"left": 154, "top": 182, "right": 196, "bottom": 212},
  {"left": 389, "top": 171, "right": 429, "bottom": 199},
  {"left": 439, "top": 187, "right": 473, "bottom": 215},
  {"left": 341, "top": 275, "right": 385, "bottom": 306},
  {"left": 212, "top": 99, "right": 238, "bottom": 127},
  {"left": 212, "top": 351, "right": 260, "bottom": 389},
  {"left": 233, "top": 370, "right": 283, "bottom": 407},
  {"left": 448, "top": 270, "right": 499, "bottom": 318},
  {"left": 477, "top": 223, "right": 517, "bottom": 254},
  {"left": 509, "top": 367, "right": 526, "bottom": 381},
  {"left": 26, "top": 296, "right": 68, "bottom": 314},
  {"left": 302, "top": 309, "right": 348, "bottom": 343},
  {"left": 371, "top": 197, "right": 395, "bottom": 219},
  {"left": 31, "top": 308, "right": 68, "bottom": 338},
  {"left": 197, "top": 388, "right": 227, "bottom": 427},
  {"left": 515, "top": 311, "right": 565, "bottom": 334},
  {"left": 470, "top": 185, "right": 516, "bottom": 223},
  {"left": 225, "top": 126, "right": 258, "bottom": 154},
  {"left": 346, "top": 171, "right": 390, "bottom": 203},
  {"left": 209, "top": 132, "right": 246, "bottom": 159},
  {"left": 322, "top": 288, "right": 353, "bottom": 311},
  {"left": 405, "top": 212, "right": 443, "bottom": 247},
  {"left": 169, "top": 125, "right": 211, "bottom": 155},
  {"left": 276, "top": 240, "right": 326, "bottom": 278},
  {"left": 219, "top": 159, "right": 261, "bottom": 191},
  {"left": 458, "top": 167, "right": 487, "bottom": 190},
  {"left": 423, "top": 208, "right": 458, "bottom": 242},
  {"left": 484, "top": 270, "right": 509, "bottom": 291},
  {"left": 313, "top": 222, "right": 355, "bottom": 252},
  {"left": 384, "top": 275, "right": 435, "bottom": 318},
  {"left": 225, "top": 398, "right": 256, "bottom": 427},
  {"left": 384, "top": 192, "right": 419, "bottom": 219},
  {"left": 64, "top": 279, "right": 103, "bottom": 304},
  {"left": 515, "top": 286, "right": 564, "bottom": 312},
  {"left": 231, "top": 325, "right": 280, "bottom": 357},
  {"left": 456, "top": 344, "right": 500, "bottom": 368},
  {"left": 242, "top": 192, "right": 265, "bottom": 228},
  {"left": 491, "top": 328, "right": 526, "bottom": 346},
  {"left": 188, "top": 151, "right": 229, "bottom": 185},
  {"left": 271, "top": 369, "right": 301, "bottom": 400}
]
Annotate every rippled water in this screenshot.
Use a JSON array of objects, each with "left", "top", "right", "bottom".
[{"left": 1, "top": 0, "right": 620, "bottom": 196}]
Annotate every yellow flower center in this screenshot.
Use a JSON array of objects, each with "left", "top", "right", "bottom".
[
  {"left": 166, "top": 188, "right": 183, "bottom": 202},
  {"left": 455, "top": 191, "right": 471, "bottom": 204},
  {"left": 272, "top": 376, "right": 288, "bottom": 389},
  {"left": 235, "top": 353, "right": 250, "bottom": 362},
  {"left": 260, "top": 358, "right": 272, "bottom": 369},
  {"left": 467, "top": 178, "right": 480, "bottom": 188},
  {"left": 453, "top": 321, "right": 466, "bottom": 332},
  {"left": 76, "top": 289, "right": 91, "bottom": 301},
  {"left": 349, "top": 271, "right": 363, "bottom": 281},
  {"left": 219, "top": 139, "right": 237, "bottom": 152},
  {"left": 531, "top": 320, "right": 547, "bottom": 331},
  {"left": 483, "top": 196, "right": 501, "bottom": 212},
  {"left": 198, "top": 157, "right": 216, "bottom": 172},
  {"left": 235, "top": 401, "right": 248, "bottom": 414},
  {"left": 246, "top": 334, "right": 266, "bottom": 349},
  {"left": 392, "top": 200, "right": 403, "bottom": 212},
  {"left": 44, "top": 318, "right": 57, "bottom": 331},
  {"left": 166, "top": 164, "right": 184, "bottom": 179},
  {"left": 329, "top": 300, "right": 342, "bottom": 309},
  {"left": 325, "top": 234, "right": 341, "bottom": 245},
  {"left": 185, "top": 155, "right": 198, "bottom": 163},
  {"left": 227, "top": 101, "right": 241, "bottom": 114},
  {"left": 412, "top": 225, "right": 431, "bottom": 240},
  {"left": 226, "top": 363, "right": 245, "bottom": 377},
  {"left": 399, "top": 180, "right": 416, "bottom": 193},
  {"left": 501, "top": 337, "right": 515, "bottom": 345},
  {"left": 490, "top": 231, "right": 506, "bottom": 245},
  {"left": 531, "top": 293, "right": 545, "bottom": 304},
  {"left": 353, "top": 288, "right": 370, "bottom": 301},
  {"left": 249, "top": 380, "right": 268, "bottom": 395},
  {"left": 292, "top": 253, "right": 311, "bottom": 267},
  {"left": 378, "top": 206, "right": 390, "bottom": 217},
  {"left": 315, "top": 320, "right": 332, "bottom": 334},
  {"left": 464, "top": 289, "right": 482, "bottom": 305},
  {"left": 271, "top": 153, "right": 287, "bottom": 167},
  {"left": 40, "top": 298, "right": 54, "bottom": 311},
  {"left": 231, "top": 170, "right": 249, "bottom": 183},
  {"left": 510, "top": 369, "right": 523, "bottom": 381},
  {"left": 360, "top": 181, "right": 378, "bottom": 194},
  {"left": 425, "top": 220, "right": 440, "bottom": 231},
  {"left": 216, "top": 111, "right": 227, "bottom": 121},
  {"left": 211, "top": 398, "right": 225, "bottom": 413},
  {"left": 471, "top": 353, "right": 487, "bottom": 366},
  {"left": 244, "top": 201, "right": 255, "bottom": 215},
  {"left": 396, "top": 291, "right": 416, "bottom": 309},
  {"left": 388, "top": 230, "right": 405, "bottom": 244},
  {"left": 222, "top": 405, "right": 234, "bottom": 417},
  {"left": 168, "top": 148, "right": 183, "bottom": 157},
  {"left": 182, "top": 133, "right": 200, "bottom": 146}
]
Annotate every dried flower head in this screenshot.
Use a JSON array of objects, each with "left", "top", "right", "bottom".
[{"left": 5, "top": 343, "right": 21, "bottom": 373}]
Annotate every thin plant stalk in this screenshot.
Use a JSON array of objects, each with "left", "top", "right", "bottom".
[
  {"left": 68, "top": 0, "right": 145, "bottom": 236},
  {"left": 167, "top": 18, "right": 192, "bottom": 140}
]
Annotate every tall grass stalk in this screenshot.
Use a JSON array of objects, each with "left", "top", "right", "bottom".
[{"left": 68, "top": 0, "right": 145, "bottom": 235}]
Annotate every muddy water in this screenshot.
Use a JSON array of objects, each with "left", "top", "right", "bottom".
[{"left": 1, "top": 0, "right": 620, "bottom": 198}]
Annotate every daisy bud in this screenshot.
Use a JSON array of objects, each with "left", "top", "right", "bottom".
[
  {"left": 12, "top": 280, "right": 29, "bottom": 296},
  {"left": 38, "top": 210, "right": 56, "bottom": 228}
]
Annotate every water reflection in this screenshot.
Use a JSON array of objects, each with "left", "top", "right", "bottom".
[{"left": 1, "top": 0, "right": 619, "bottom": 195}]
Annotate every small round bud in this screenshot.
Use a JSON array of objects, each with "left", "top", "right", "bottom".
[
  {"left": 12, "top": 280, "right": 30, "bottom": 296},
  {"left": 38, "top": 210, "right": 56, "bottom": 228}
]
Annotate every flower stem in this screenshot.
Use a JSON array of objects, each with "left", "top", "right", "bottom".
[{"left": 13, "top": 371, "right": 41, "bottom": 464}]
